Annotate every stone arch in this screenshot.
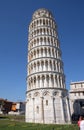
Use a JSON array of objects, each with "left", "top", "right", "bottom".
[
  {"left": 40, "top": 37, "right": 43, "bottom": 43},
  {"left": 37, "top": 49, "right": 39, "bottom": 57},
  {"left": 29, "top": 43, "right": 31, "bottom": 49},
  {"left": 33, "top": 29, "right": 35, "bottom": 36},
  {"left": 43, "top": 28, "right": 45, "bottom": 34},
  {"left": 49, "top": 28, "right": 52, "bottom": 36},
  {"left": 49, "top": 60, "right": 52, "bottom": 70},
  {"left": 55, "top": 75, "right": 58, "bottom": 87},
  {"left": 37, "top": 75, "right": 40, "bottom": 87},
  {"left": 45, "top": 60, "right": 48, "bottom": 71},
  {"left": 47, "top": 28, "right": 49, "bottom": 35},
  {"left": 34, "top": 62, "right": 36, "bottom": 73},
  {"left": 34, "top": 92, "right": 40, "bottom": 97},
  {"left": 54, "top": 30, "right": 56, "bottom": 37},
  {"left": 54, "top": 38, "right": 56, "bottom": 47},
  {"left": 53, "top": 91, "right": 59, "bottom": 96},
  {"left": 43, "top": 19, "right": 45, "bottom": 25},
  {"left": 29, "top": 80, "right": 31, "bottom": 89},
  {"left": 34, "top": 50, "right": 36, "bottom": 58},
  {"left": 43, "top": 91, "right": 50, "bottom": 96},
  {"left": 49, "top": 20, "right": 51, "bottom": 26},
  {"left": 36, "top": 29, "right": 38, "bottom": 35},
  {"left": 37, "top": 61, "right": 40, "bottom": 71},
  {"left": 37, "top": 38, "right": 39, "bottom": 45},
  {"left": 32, "top": 41, "right": 34, "bottom": 48},
  {"left": 29, "top": 54, "right": 31, "bottom": 61},
  {"left": 37, "top": 20, "right": 39, "bottom": 25},
  {"left": 34, "top": 76, "right": 36, "bottom": 88},
  {"left": 48, "top": 47, "right": 51, "bottom": 56},
  {"left": 31, "top": 63, "right": 33, "bottom": 72},
  {"left": 31, "top": 77, "right": 33, "bottom": 89},
  {"left": 53, "top": 21, "right": 55, "bottom": 28},
  {"left": 32, "top": 23, "right": 33, "bottom": 28},
  {"left": 44, "top": 37, "right": 46, "bottom": 44},
  {"left": 45, "top": 47, "right": 47, "bottom": 56},
  {"left": 30, "top": 52, "right": 32, "bottom": 60},
  {"left": 58, "top": 75, "right": 61, "bottom": 87},
  {"left": 40, "top": 28, "right": 42, "bottom": 34},
  {"left": 51, "top": 74, "right": 54, "bottom": 87},
  {"left": 46, "top": 19, "right": 48, "bottom": 25},
  {"left": 53, "top": 60, "right": 56, "bottom": 71},
  {"left": 47, "top": 37, "right": 50, "bottom": 44},
  {"left": 51, "top": 37, "right": 53, "bottom": 45},
  {"left": 31, "top": 41, "right": 33, "bottom": 48},
  {"left": 34, "top": 39, "right": 36, "bottom": 46},
  {"left": 28, "top": 93, "right": 31, "bottom": 98},
  {"left": 52, "top": 48, "right": 54, "bottom": 57},
  {"left": 40, "top": 19, "right": 42, "bottom": 25},
  {"left": 46, "top": 75, "right": 49, "bottom": 86},
  {"left": 29, "top": 66, "right": 31, "bottom": 74},
  {"left": 33, "top": 21, "right": 35, "bottom": 27},
  {"left": 41, "top": 47, "right": 43, "bottom": 56},
  {"left": 41, "top": 60, "right": 44, "bottom": 70},
  {"left": 42, "top": 75, "right": 45, "bottom": 87}
]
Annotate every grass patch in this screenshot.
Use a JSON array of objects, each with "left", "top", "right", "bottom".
[
  {"left": 0, "top": 120, "right": 79, "bottom": 130},
  {"left": 0, "top": 114, "right": 25, "bottom": 121},
  {"left": 0, "top": 115, "right": 79, "bottom": 130}
]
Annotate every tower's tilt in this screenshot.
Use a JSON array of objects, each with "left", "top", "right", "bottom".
[{"left": 26, "top": 8, "right": 71, "bottom": 124}]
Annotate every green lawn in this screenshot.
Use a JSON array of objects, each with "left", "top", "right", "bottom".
[{"left": 0, "top": 119, "right": 79, "bottom": 130}]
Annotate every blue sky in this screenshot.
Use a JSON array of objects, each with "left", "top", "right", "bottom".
[{"left": 0, "top": 0, "right": 84, "bottom": 102}]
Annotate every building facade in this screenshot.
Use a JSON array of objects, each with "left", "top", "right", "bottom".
[
  {"left": 0, "top": 98, "right": 25, "bottom": 115},
  {"left": 69, "top": 81, "right": 84, "bottom": 120},
  {"left": 26, "top": 8, "right": 71, "bottom": 124}
]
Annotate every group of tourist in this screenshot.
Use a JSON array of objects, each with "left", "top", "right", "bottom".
[{"left": 78, "top": 116, "right": 84, "bottom": 130}]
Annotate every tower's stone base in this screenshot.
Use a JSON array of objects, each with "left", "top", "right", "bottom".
[{"left": 25, "top": 88, "right": 71, "bottom": 124}]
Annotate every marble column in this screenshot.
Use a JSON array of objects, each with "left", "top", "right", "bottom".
[
  {"left": 66, "top": 97, "right": 71, "bottom": 122},
  {"left": 51, "top": 96, "right": 56, "bottom": 123},
  {"left": 40, "top": 97, "right": 44, "bottom": 123},
  {"left": 60, "top": 96, "right": 65, "bottom": 123}
]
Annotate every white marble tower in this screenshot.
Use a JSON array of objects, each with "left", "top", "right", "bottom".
[{"left": 26, "top": 8, "right": 71, "bottom": 124}]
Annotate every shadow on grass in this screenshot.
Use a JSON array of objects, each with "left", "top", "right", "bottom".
[{"left": 0, "top": 116, "right": 8, "bottom": 119}]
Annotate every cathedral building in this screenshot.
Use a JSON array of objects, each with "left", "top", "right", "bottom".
[
  {"left": 26, "top": 8, "right": 71, "bottom": 124},
  {"left": 69, "top": 81, "right": 84, "bottom": 120}
]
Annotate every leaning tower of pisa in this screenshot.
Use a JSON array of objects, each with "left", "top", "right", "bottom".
[{"left": 26, "top": 8, "right": 71, "bottom": 124}]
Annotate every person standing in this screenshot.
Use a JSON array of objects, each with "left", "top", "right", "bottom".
[
  {"left": 80, "top": 117, "right": 84, "bottom": 130},
  {"left": 78, "top": 116, "right": 83, "bottom": 130}
]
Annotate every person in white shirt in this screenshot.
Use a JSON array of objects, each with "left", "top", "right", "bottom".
[{"left": 80, "top": 117, "right": 84, "bottom": 130}]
